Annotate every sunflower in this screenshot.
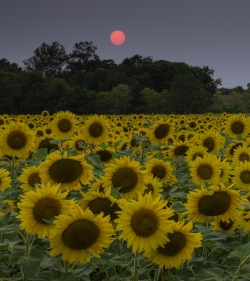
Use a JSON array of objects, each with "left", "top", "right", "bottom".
[
  {"left": 18, "top": 166, "right": 41, "bottom": 191},
  {"left": 197, "top": 130, "right": 225, "bottom": 154},
  {"left": 184, "top": 183, "right": 241, "bottom": 223},
  {"left": 115, "top": 192, "right": 174, "bottom": 254},
  {"left": 0, "top": 121, "right": 35, "bottom": 159},
  {"left": 33, "top": 134, "right": 59, "bottom": 154},
  {"left": 189, "top": 153, "right": 221, "bottom": 186},
  {"left": 238, "top": 210, "right": 250, "bottom": 232},
  {"left": 17, "top": 183, "right": 75, "bottom": 238},
  {"left": 50, "top": 205, "right": 114, "bottom": 263},
  {"left": 185, "top": 145, "right": 208, "bottom": 163},
  {"left": 50, "top": 111, "right": 77, "bottom": 139},
  {"left": 102, "top": 156, "right": 146, "bottom": 200},
  {"left": 232, "top": 161, "right": 250, "bottom": 190},
  {"left": 225, "top": 141, "right": 243, "bottom": 160},
  {"left": 41, "top": 110, "right": 50, "bottom": 118},
  {"left": 0, "top": 168, "right": 11, "bottom": 191},
  {"left": 144, "top": 221, "right": 202, "bottom": 269},
  {"left": 143, "top": 173, "right": 163, "bottom": 198},
  {"left": 224, "top": 115, "right": 250, "bottom": 139},
  {"left": 39, "top": 150, "right": 94, "bottom": 191},
  {"left": 168, "top": 141, "right": 190, "bottom": 160},
  {"left": 79, "top": 186, "right": 127, "bottom": 222},
  {"left": 82, "top": 115, "right": 109, "bottom": 145},
  {"left": 218, "top": 158, "right": 232, "bottom": 184},
  {"left": 232, "top": 145, "right": 250, "bottom": 165},
  {"left": 149, "top": 120, "right": 174, "bottom": 145},
  {"left": 92, "top": 146, "right": 115, "bottom": 164},
  {"left": 64, "top": 134, "right": 86, "bottom": 153},
  {"left": 144, "top": 159, "right": 174, "bottom": 184},
  {"left": 210, "top": 216, "right": 239, "bottom": 233}
]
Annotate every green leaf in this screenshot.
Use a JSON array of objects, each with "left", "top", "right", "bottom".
[
  {"left": 17, "top": 256, "right": 40, "bottom": 277},
  {"left": 228, "top": 242, "right": 250, "bottom": 260},
  {"left": 72, "top": 263, "right": 95, "bottom": 277},
  {"left": 32, "top": 272, "right": 53, "bottom": 281},
  {"left": 195, "top": 267, "right": 224, "bottom": 280},
  {"left": 0, "top": 224, "right": 19, "bottom": 235},
  {"left": 59, "top": 272, "right": 75, "bottom": 281},
  {"left": 169, "top": 276, "right": 182, "bottom": 281}
]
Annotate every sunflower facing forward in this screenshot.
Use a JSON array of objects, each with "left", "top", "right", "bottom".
[
  {"left": 232, "top": 161, "right": 250, "bottom": 190},
  {"left": 18, "top": 166, "right": 41, "bottom": 191},
  {"left": 0, "top": 168, "right": 11, "bottom": 191},
  {"left": 0, "top": 121, "right": 35, "bottom": 159},
  {"left": 102, "top": 156, "right": 146, "bottom": 200},
  {"left": 17, "top": 183, "right": 75, "bottom": 238},
  {"left": 82, "top": 115, "right": 110, "bottom": 145},
  {"left": 224, "top": 114, "right": 250, "bottom": 139},
  {"left": 184, "top": 183, "right": 241, "bottom": 223},
  {"left": 50, "top": 205, "right": 114, "bottom": 264},
  {"left": 50, "top": 111, "right": 77, "bottom": 139},
  {"left": 39, "top": 150, "right": 94, "bottom": 191},
  {"left": 144, "top": 221, "right": 202, "bottom": 269},
  {"left": 115, "top": 192, "right": 174, "bottom": 254},
  {"left": 149, "top": 120, "right": 174, "bottom": 145}
]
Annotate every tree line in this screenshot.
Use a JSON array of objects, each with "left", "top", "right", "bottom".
[{"left": 1, "top": 41, "right": 249, "bottom": 115}]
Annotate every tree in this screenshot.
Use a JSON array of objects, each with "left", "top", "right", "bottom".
[
  {"left": 224, "top": 91, "right": 244, "bottom": 113},
  {"left": 169, "top": 73, "right": 210, "bottom": 114},
  {"left": 110, "top": 84, "right": 132, "bottom": 114},
  {"left": 23, "top": 42, "right": 68, "bottom": 77},
  {"left": 67, "top": 41, "right": 100, "bottom": 73},
  {"left": 209, "top": 91, "right": 226, "bottom": 113},
  {"left": 0, "top": 58, "right": 22, "bottom": 73}
]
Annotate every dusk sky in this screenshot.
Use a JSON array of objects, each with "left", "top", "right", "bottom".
[{"left": 1, "top": 0, "right": 249, "bottom": 88}]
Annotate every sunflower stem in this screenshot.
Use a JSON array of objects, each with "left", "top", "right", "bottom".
[
  {"left": 154, "top": 266, "right": 161, "bottom": 281},
  {"left": 116, "top": 235, "right": 122, "bottom": 276},
  {"left": 161, "top": 268, "right": 166, "bottom": 281},
  {"left": 140, "top": 141, "right": 146, "bottom": 165},
  {"left": 64, "top": 260, "right": 69, "bottom": 273},
  {"left": 233, "top": 254, "right": 250, "bottom": 281},
  {"left": 133, "top": 250, "right": 140, "bottom": 281}
]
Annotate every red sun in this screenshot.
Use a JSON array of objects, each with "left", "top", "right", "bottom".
[{"left": 110, "top": 30, "right": 125, "bottom": 45}]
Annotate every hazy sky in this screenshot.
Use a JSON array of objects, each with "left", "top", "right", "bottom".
[{"left": 1, "top": 0, "right": 249, "bottom": 88}]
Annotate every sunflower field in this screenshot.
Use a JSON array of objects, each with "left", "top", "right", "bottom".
[{"left": 1, "top": 111, "right": 250, "bottom": 281}]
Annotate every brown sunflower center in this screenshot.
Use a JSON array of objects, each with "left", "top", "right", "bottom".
[
  {"left": 168, "top": 212, "right": 179, "bottom": 222},
  {"left": 240, "top": 170, "right": 250, "bottom": 184},
  {"left": 88, "top": 197, "right": 120, "bottom": 221},
  {"left": 88, "top": 122, "right": 103, "bottom": 138},
  {"left": 154, "top": 124, "right": 170, "bottom": 139},
  {"left": 231, "top": 121, "right": 244, "bottom": 135},
  {"left": 112, "top": 167, "right": 138, "bottom": 193},
  {"left": 62, "top": 219, "right": 100, "bottom": 250},
  {"left": 131, "top": 209, "right": 159, "bottom": 237},
  {"left": 192, "top": 152, "right": 204, "bottom": 161},
  {"left": 38, "top": 138, "right": 59, "bottom": 153},
  {"left": 230, "top": 143, "right": 242, "bottom": 156},
  {"left": 158, "top": 232, "right": 187, "bottom": 256},
  {"left": 75, "top": 140, "right": 85, "bottom": 151},
  {"left": 48, "top": 159, "right": 83, "bottom": 183},
  {"left": 33, "top": 197, "right": 61, "bottom": 224},
  {"left": 7, "top": 131, "right": 27, "bottom": 150},
  {"left": 203, "top": 137, "right": 215, "bottom": 152},
  {"left": 219, "top": 219, "right": 234, "bottom": 230},
  {"left": 189, "top": 121, "right": 196, "bottom": 128},
  {"left": 96, "top": 150, "right": 112, "bottom": 162},
  {"left": 151, "top": 165, "right": 166, "bottom": 179},
  {"left": 174, "top": 145, "right": 189, "bottom": 156},
  {"left": 239, "top": 153, "right": 250, "bottom": 162},
  {"left": 144, "top": 183, "right": 154, "bottom": 195},
  {"left": 28, "top": 172, "right": 41, "bottom": 187},
  {"left": 57, "top": 118, "right": 72, "bottom": 133},
  {"left": 198, "top": 191, "right": 231, "bottom": 216},
  {"left": 197, "top": 164, "right": 213, "bottom": 180}
]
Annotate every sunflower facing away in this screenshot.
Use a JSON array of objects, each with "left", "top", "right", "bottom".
[
  {"left": 0, "top": 121, "right": 35, "bottom": 159},
  {"left": 17, "top": 182, "right": 75, "bottom": 238},
  {"left": 184, "top": 183, "right": 242, "bottom": 223},
  {"left": 144, "top": 221, "right": 202, "bottom": 269},
  {"left": 82, "top": 115, "right": 110, "bottom": 145},
  {"left": 115, "top": 192, "right": 174, "bottom": 254},
  {"left": 102, "top": 156, "right": 146, "bottom": 200},
  {"left": 50, "top": 111, "right": 77, "bottom": 139},
  {"left": 39, "top": 150, "right": 94, "bottom": 191},
  {"left": 50, "top": 205, "right": 114, "bottom": 264}
]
